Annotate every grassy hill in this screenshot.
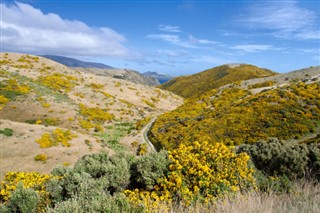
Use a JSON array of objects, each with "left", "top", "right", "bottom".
[
  {"left": 150, "top": 71, "right": 320, "bottom": 150},
  {"left": 0, "top": 52, "right": 183, "bottom": 178},
  {"left": 159, "top": 64, "right": 276, "bottom": 98}
]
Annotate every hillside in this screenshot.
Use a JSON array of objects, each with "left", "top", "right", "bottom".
[
  {"left": 149, "top": 67, "right": 320, "bottom": 150},
  {"left": 41, "top": 55, "right": 114, "bottom": 69},
  {"left": 0, "top": 52, "right": 183, "bottom": 179},
  {"left": 74, "top": 67, "right": 160, "bottom": 86},
  {"left": 159, "top": 64, "right": 276, "bottom": 98}
]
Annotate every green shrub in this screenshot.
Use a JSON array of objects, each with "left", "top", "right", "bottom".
[
  {"left": 0, "top": 128, "right": 13, "bottom": 136},
  {"left": 131, "top": 150, "right": 170, "bottom": 190},
  {"left": 5, "top": 183, "right": 39, "bottom": 213},
  {"left": 46, "top": 193, "right": 143, "bottom": 213},
  {"left": 47, "top": 152, "right": 132, "bottom": 204},
  {"left": 238, "top": 138, "right": 320, "bottom": 180}
]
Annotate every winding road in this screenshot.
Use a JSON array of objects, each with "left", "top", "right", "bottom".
[{"left": 141, "top": 117, "right": 157, "bottom": 152}]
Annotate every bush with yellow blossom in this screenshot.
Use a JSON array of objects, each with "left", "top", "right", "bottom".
[
  {"left": 125, "top": 141, "right": 255, "bottom": 211},
  {"left": 0, "top": 172, "right": 52, "bottom": 203}
]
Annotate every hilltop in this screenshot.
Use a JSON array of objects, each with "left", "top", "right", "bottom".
[
  {"left": 0, "top": 52, "right": 183, "bottom": 178},
  {"left": 159, "top": 64, "right": 276, "bottom": 98},
  {"left": 41, "top": 55, "right": 114, "bottom": 69},
  {"left": 42, "top": 55, "right": 159, "bottom": 86}
]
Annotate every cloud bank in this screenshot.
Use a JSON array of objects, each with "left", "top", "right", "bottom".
[{"left": 0, "top": 2, "right": 130, "bottom": 57}]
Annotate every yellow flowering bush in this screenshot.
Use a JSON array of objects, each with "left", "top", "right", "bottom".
[
  {"left": 124, "top": 189, "right": 170, "bottom": 213},
  {"left": 0, "top": 172, "right": 52, "bottom": 203},
  {"left": 0, "top": 78, "right": 30, "bottom": 99},
  {"left": 34, "top": 154, "right": 48, "bottom": 162},
  {"left": 79, "top": 104, "right": 114, "bottom": 122},
  {"left": 155, "top": 142, "right": 255, "bottom": 203},
  {"left": 125, "top": 141, "right": 255, "bottom": 209},
  {"left": 37, "top": 73, "right": 78, "bottom": 92},
  {"left": 36, "top": 128, "right": 77, "bottom": 148},
  {"left": 0, "top": 95, "right": 9, "bottom": 110}
]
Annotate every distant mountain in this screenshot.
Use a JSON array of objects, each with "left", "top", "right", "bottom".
[
  {"left": 143, "top": 71, "right": 173, "bottom": 84},
  {"left": 159, "top": 64, "right": 276, "bottom": 98},
  {"left": 41, "top": 55, "right": 114, "bottom": 69},
  {"left": 74, "top": 68, "right": 160, "bottom": 86}
]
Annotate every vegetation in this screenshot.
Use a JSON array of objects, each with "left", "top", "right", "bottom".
[
  {"left": 159, "top": 64, "right": 276, "bottom": 98},
  {"left": 150, "top": 82, "right": 320, "bottom": 149},
  {"left": 34, "top": 154, "right": 48, "bottom": 163},
  {"left": 0, "top": 128, "right": 13, "bottom": 137},
  {"left": 36, "top": 128, "right": 77, "bottom": 148},
  {"left": 238, "top": 138, "right": 320, "bottom": 180},
  {"left": 37, "top": 73, "right": 78, "bottom": 92}
]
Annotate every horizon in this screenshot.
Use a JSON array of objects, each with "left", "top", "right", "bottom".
[{"left": 1, "top": 0, "right": 319, "bottom": 75}]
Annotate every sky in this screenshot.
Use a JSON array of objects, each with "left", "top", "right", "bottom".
[{"left": 1, "top": 0, "right": 319, "bottom": 75}]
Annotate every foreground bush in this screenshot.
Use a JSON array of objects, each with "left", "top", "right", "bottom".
[
  {"left": 238, "top": 138, "right": 320, "bottom": 180},
  {"left": 125, "top": 142, "right": 255, "bottom": 210}
]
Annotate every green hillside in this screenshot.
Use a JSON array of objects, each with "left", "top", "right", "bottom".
[
  {"left": 159, "top": 64, "right": 276, "bottom": 98},
  {"left": 150, "top": 81, "right": 320, "bottom": 150}
]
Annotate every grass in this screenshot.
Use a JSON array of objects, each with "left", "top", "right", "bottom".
[
  {"left": 170, "top": 181, "right": 320, "bottom": 213},
  {"left": 97, "top": 122, "right": 134, "bottom": 152}
]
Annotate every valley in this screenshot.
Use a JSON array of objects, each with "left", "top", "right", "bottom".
[{"left": 0, "top": 52, "right": 319, "bottom": 212}]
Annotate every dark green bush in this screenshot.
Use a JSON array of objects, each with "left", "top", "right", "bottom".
[
  {"left": 0, "top": 128, "right": 13, "bottom": 136},
  {"left": 238, "top": 138, "right": 320, "bottom": 180},
  {"left": 130, "top": 150, "right": 170, "bottom": 190}
]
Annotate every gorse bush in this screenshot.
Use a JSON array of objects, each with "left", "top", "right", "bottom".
[
  {"left": 0, "top": 172, "right": 52, "bottom": 203},
  {"left": 37, "top": 73, "right": 78, "bottom": 92},
  {"left": 125, "top": 142, "right": 255, "bottom": 211},
  {"left": 238, "top": 138, "right": 320, "bottom": 181},
  {"left": 36, "top": 128, "right": 77, "bottom": 148},
  {"left": 0, "top": 78, "right": 30, "bottom": 99}
]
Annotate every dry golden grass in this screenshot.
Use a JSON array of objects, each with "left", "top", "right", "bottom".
[{"left": 170, "top": 181, "right": 320, "bottom": 213}]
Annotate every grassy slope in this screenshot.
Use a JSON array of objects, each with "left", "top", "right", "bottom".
[
  {"left": 0, "top": 52, "right": 183, "bottom": 178},
  {"left": 150, "top": 80, "right": 320, "bottom": 150},
  {"left": 159, "top": 64, "right": 276, "bottom": 98}
]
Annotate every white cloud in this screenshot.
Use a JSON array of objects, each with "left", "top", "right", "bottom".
[
  {"left": 0, "top": 2, "right": 130, "bottom": 57},
  {"left": 158, "top": 24, "right": 181, "bottom": 33},
  {"left": 231, "top": 45, "right": 275, "bottom": 53},
  {"left": 188, "top": 35, "right": 220, "bottom": 45},
  {"left": 237, "top": 1, "right": 319, "bottom": 40},
  {"left": 194, "top": 55, "right": 236, "bottom": 65},
  {"left": 146, "top": 34, "right": 197, "bottom": 48}
]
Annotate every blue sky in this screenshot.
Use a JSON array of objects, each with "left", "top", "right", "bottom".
[{"left": 1, "top": 0, "right": 319, "bottom": 75}]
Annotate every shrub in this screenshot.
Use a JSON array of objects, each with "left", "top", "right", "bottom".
[
  {"left": 37, "top": 73, "right": 78, "bottom": 92},
  {"left": 238, "top": 138, "right": 320, "bottom": 180},
  {"left": 34, "top": 154, "right": 48, "bottom": 162},
  {"left": 0, "top": 172, "right": 52, "bottom": 203},
  {"left": 0, "top": 128, "right": 13, "bottom": 136},
  {"left": 125, "top": 142, "right": 255, "bottom": 208},
  {"left": 4, "top": 184, "right": 39, "bottom": 213},
  {"left": 137, "top": 143, "right": 148, "bottom": 156},
  {"left": 47, "top": 152, "right": 132, "bottom": 203},
  {"left": 131, "top": 150, "right": 170, "bottom": 190},
  {"left": 36, "top": 128, "right": 77, "bottom": 148}
]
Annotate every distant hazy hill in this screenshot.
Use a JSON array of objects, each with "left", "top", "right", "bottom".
[
  {"left": 41, "top": 55, "right": 114, "bottom": 69},
  {"left": 159, "top": 64, "right": 276, "bottom": 98},
  {"left": 143, "top": 71, "right": 173, "bottom": 84},
  {"left": 74, "top": 68, "right": 160, "bottom": 86}
]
